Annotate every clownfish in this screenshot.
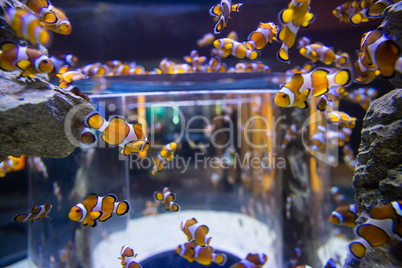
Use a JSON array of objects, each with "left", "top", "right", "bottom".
[
  {"left": 183, "top": 50, "right": 207, "bottom": 69},
  {"left": 176, "top": 241, "right": 198, "bottom": 262},
  {"left": 281, "top": 124, "right": 297, "bottom": 149},
  {"left": 329, "top": 204, "right": 359, "bottom": 227},
  {"left": 193, "top": 245, "right": 227, "bottom": 266},
  {"left": 5, "top": 7, "right": 50, "bottom": 45},
  {"left": 347, "top": 87, "right": 378, "bottom": 110},
  {"left": 152, "top": 143, "right": 177, "bottom": 176},
  {"left": 349, "top": 200, "right": 402, "bottom": 259},
  {"left": 68, "top": 193, "right": 130, "bottom": 227},
  {"left": 235, "top": 61, "right": 270, "bottom": 73},
  {"left": 197, "top": 33, "right": 215, "bottom": 47},
  {"left": 21, "top": 0, "right": 57, "bottom": 24},
  {"left": 213, "top": 38, "right": 234, "bottom": 58},
  {"left": 50, "top": 53, "right": 78, "bottom": 74},
  {"left": 21, "top": 0, "right": 72, "bottom": 35},
  {"left": 83, "top": 112, "right": 150, "bottom": 156},
  {"left": 12, "top": 203, "right": 52, "bottom": 223},
  {"left": 326, "top": 110, "right": 356, "bottom": 128},
  {"left": 207, "top": 56, "right": 227, "bottom": 72},
  {"left": 332, "top": 0, "right": 370, "bottom": 25},
  {"left": 180, "top": 218, "right": 212, "bottom": 247},
  {"left": 153, "top": 187, "right": 180, "bottom": 212},
  {"left": 366, "top": 0, "right": 400, "bottom": 18},
  {"left": 0, "top": 42, "right": 54, "bottom": 78},
  {"left": 118, "top": 246, "right": 143, "bottom": 268},
  {"left": 0, "top": 156, "right": 25, "bottom": 177},
  {"left": 276, "top": 0, "right": 315, "bottom": 63},
  {"left": 230, "top": 41, "right": 259, "bottom": 60},
  {"left": 299, "top": 42, "right": 349, "bottom": 66},
  {"left": 230, "top": 253, "right": 268, "bottom": 268},
  {"left": 245, "top": 22, "right": 279, "bottom": 50},
  {"left": 274, "top": 67, "right": 351, "bottom": 109},
  {"left": 79, "top": 63, "right": 107, "bottom": 77},
  {"left": 357, "top": 28, "right": 402, "bottom": 79},
  {"left": 209, "top": 0, "right": 243, "bottom": 34},
  {"left": 43, "top": 6, "right": 71, "bottom": 35},
  {"left": 57, "top": 65, "right": 87, "bottom": 89}
]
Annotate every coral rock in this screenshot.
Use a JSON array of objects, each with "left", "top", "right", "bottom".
[{"left": 0, "top": 72, "right": 93, "bottom": 162}]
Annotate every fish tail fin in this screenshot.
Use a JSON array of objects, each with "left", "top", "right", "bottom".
[
  {"left": 84, "top": 111, "right": 106, "bottom": 130},
  {"left": 231, "top": 3, "right": 242, "bottom": 12},
  {"left": 80, "top": 127, "right": 97, "bottom": 147},
  {"left": 277, "top": 44, "right": 290, "bottom": 63},
  {"left": 213, "top": 253, "right": 227, "bottom": 266},
  {"left": 334, "top": 68, "right": 352, "bottom": 86},
  {"left": 115, "top": 201, "right": 130, "bottom": 216},
  {"left": 302, "top": 12, "right": 315, "bottom": 27},
  {"left": 214, "top": 17, "right": 225, "bottom": 34},
  {"left": 209, "top": 4, "right": 221, "bottom": 17},
  {"left": 169, "top": 202, "right": 180, "bottom": 212},
  {"left": 349, "top": 238, "right": 372, "bottom": 259},
  {"left": 154, "top": 191, "right": 164, "bottom": 201},
  {"left": 12, "top": 213, "right": 28, "bottom": 223}
]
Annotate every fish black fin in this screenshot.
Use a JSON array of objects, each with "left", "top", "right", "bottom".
[
  {"left": 154, "top": 191, "right": 164, "bottom": 201},
  {"left": 278, "top": 8, "right": 294, "bottom": 25},
  {"left": 209, "top": 5, "right": 221, "bottom": 17},
  {"left": 98, "top": 213, "right": 112, "bottom": 222},
  {"left": 116, "top": 201, "right": 130, "bottom": 216}
]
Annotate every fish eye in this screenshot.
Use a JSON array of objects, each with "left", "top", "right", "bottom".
[
  {"left": 282, "top": 95, "right": 287, "bottom": 98},
  {"left": 147, "top": 141, "right": 150, "bottom": 144},
  {"left": 75, "top": 209, "right": 80, "bottom": 213},
  {"left": 43, "top": 60, "right": 48, "bottom": 64}
]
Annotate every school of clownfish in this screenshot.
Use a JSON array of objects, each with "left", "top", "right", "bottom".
[{"left": 1, "top": 0, "right": 402, "bottom": 267}]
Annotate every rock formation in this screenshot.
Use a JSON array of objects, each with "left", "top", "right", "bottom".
[
  {"left": 347, "top": 89, "right": 402, "bottom": 268},
  {"left": 0, "top": 71, "right": 93, "bottom": 162}
]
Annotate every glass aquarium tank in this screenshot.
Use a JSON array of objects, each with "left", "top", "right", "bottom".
[{"left": 0, "top": 0, "right": 400, "bottom": 268}]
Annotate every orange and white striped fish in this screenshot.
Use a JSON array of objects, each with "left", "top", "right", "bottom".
[
  {"left": 12, "top": 203, "right": 52, "bottom": 223},
  {"left": 349, "top": 200, "right": 402, "bottom": 259},
  {"left": 0, "top": 41, "right": 53, "bottom": 78},
  {"left": 246, "top": 22, "right": 279, "bottom": 50},
  {"left": 57, "top": 65, "right": 87, "bottom": 88},
  {"left": 83, "top": 112, "right": 150, "bottom": 156},
  {"left": 21, "top": 0, "right": 72, "bottom": 35},
  {"left": 5, "top": 7, "right": 50, "bottom": 45},
  {"left": 152, "top": 143, "right": 177, "bottom": 176},
  {"left": 277, "top": 0, "right": 315, "bottom": 63},
  {"left": 230, "top": 253, "right": 268, "bottom": 268},
  {"left": 180, "top": 218, "right": 212, "bottom": 247},
  {"left": 68, "top": 193, "right": 130, "bottom": 227},
  {"left": 118, "top": 246, "right": 142, "bottom": 268},
  {"left": 153, "top": 187, "right": 180, "bottom": 212},
  {"left": 209, "top": 0, "right": 243, "bottom": 34}
]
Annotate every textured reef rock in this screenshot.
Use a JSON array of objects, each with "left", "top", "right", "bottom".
[
  {"left": 348, "top": 89, "right": 402, "bottom": 267},
  {"left": 353, "top": 89, "right": 402, "bottom": 209},
  {"left": 382, "top": 2, "right": 402, "bottom": 88},
  {"left": 0, "top": 71, "right": 93, "bottom": 162}
]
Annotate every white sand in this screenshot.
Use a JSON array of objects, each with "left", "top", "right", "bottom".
[{"left": 93, "top": 210, "right": 281, "bottom": 268}]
